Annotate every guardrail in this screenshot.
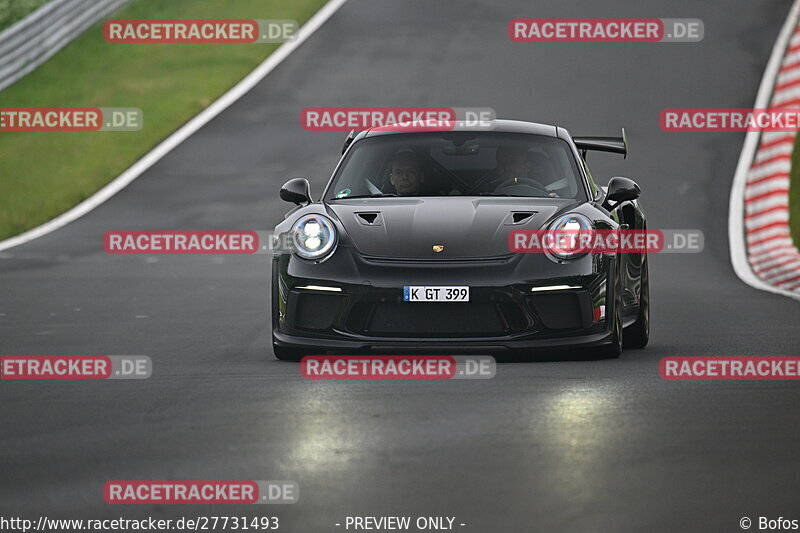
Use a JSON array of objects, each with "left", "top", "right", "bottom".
[{"left": 0, "top": 0, "right": 131, "bottom": 92}]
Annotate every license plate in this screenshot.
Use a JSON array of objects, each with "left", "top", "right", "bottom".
[{"left": 403, "top": 286, "right": 469, "bottom": 302}]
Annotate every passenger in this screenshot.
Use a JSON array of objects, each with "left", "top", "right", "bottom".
[{"left": 388, "top": 150, "right": 425, "bottom": 196}]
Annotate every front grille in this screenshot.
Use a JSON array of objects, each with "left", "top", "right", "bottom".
[{"left": 346, "top": 301, "right": 526, "bottom": 337}]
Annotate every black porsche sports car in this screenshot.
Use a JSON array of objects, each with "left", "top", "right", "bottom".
[{"left": 271, "top": 119, "right": 649, "bottom": 360}]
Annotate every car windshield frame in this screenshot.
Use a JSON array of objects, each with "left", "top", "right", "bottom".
[{"left": 323, "top": 131, "right": 588, "bottom": 202}]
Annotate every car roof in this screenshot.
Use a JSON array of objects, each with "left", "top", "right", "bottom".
[{"left": 362, "top": 119, "right": 561, "bottom": 139}]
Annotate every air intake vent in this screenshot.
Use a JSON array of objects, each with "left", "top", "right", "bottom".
[
  {"left": 355, "top": 212, "right": 382, "bottom": 225},
  {"left": 507, "top": 212, "right": 535, "bottom": 225},
  {"left": 512, "top": 212, "right": 534, "bottom": 224}
]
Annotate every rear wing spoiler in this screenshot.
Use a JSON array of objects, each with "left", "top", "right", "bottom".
[{"left": 573, "top": 128, "right": 628, "bottom": 159}]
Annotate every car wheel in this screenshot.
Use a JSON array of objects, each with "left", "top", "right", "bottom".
[
  {"left": 623, "top": 253, "right": 650, "bottom": 349},
  {"left": 599, "top": 258, "right": 624, "bottom": 359}
]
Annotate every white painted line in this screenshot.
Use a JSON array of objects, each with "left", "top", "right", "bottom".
[
  {"left": 0, "top": 0, "right": 349, "bottom": 253},
  {"left": 728, "top": 0, "right": 800, "bottom": 301}
]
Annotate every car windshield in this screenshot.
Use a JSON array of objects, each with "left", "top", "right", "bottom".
[{"left": 326, "top": 132, "right": 586, "bottom": 201}]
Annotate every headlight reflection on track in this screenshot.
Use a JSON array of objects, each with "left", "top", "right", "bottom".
[{"left": 542, "top": 387, "right": 625, "bottom": 500}]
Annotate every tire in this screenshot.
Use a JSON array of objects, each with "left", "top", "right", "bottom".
[
  {"left": 623, "top": 253, "right": 650, "bottom": 349},
  {"left": 598, "top": 257, "right": 624, "bottom": 359}
]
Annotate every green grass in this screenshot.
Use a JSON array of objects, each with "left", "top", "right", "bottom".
[
  {"left": 0, "top": 0, "right": 51, "bottom": 31},
  {"left": 0, "top": 0, "right": 326, "bottom": 240}
]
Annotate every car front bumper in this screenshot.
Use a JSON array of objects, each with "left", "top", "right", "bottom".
[{"left": 272, "top": 248, "right": 617, "bottom": 353}]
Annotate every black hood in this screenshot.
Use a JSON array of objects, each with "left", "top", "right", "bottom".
[{"left": 328, "top": 197, "right": 580, "bottom": 259}]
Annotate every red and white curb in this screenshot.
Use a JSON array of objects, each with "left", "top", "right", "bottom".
[{"left": 730, "top": 0, "right": 800, "bottom": 300}]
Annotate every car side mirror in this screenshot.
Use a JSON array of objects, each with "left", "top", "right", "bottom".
[
  {"left": 603, "top": 176, "right": 640, "bottom": 210},
  {"left": 280, "top": 178, "right": 312, "bottom": 206}
]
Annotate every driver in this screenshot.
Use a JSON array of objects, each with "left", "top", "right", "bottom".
[
  {"left": 480, "top": 145, "right": 558, "bottom": 197},
  {"left": 480, "top": 145, "right": 530, "bottom": 192},
  {"left": 388, "top": 150, "right": 425, "bottom": 196}
]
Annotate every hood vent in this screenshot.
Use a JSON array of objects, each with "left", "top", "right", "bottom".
[
  {"left": 506, "top": 211, "right": 536, "bottom": 225},
  {"left": 355, "top": 212, "right": 382, "bottom": 226}
]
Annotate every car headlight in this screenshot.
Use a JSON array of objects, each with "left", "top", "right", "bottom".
[
  {"left": 291, "top": 214, "right": 337, "bottom": 260},
  {"left": 546, "top": 213, "right": 593, "bottom": 260}
]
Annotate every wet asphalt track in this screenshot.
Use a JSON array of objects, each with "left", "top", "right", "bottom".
[{"left": 1, "top": 1, "right": 800, "bottom": 531}]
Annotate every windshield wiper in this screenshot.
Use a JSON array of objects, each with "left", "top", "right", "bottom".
[{"left": 331, "top": 193, "right": 398, "bottom": 200}]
